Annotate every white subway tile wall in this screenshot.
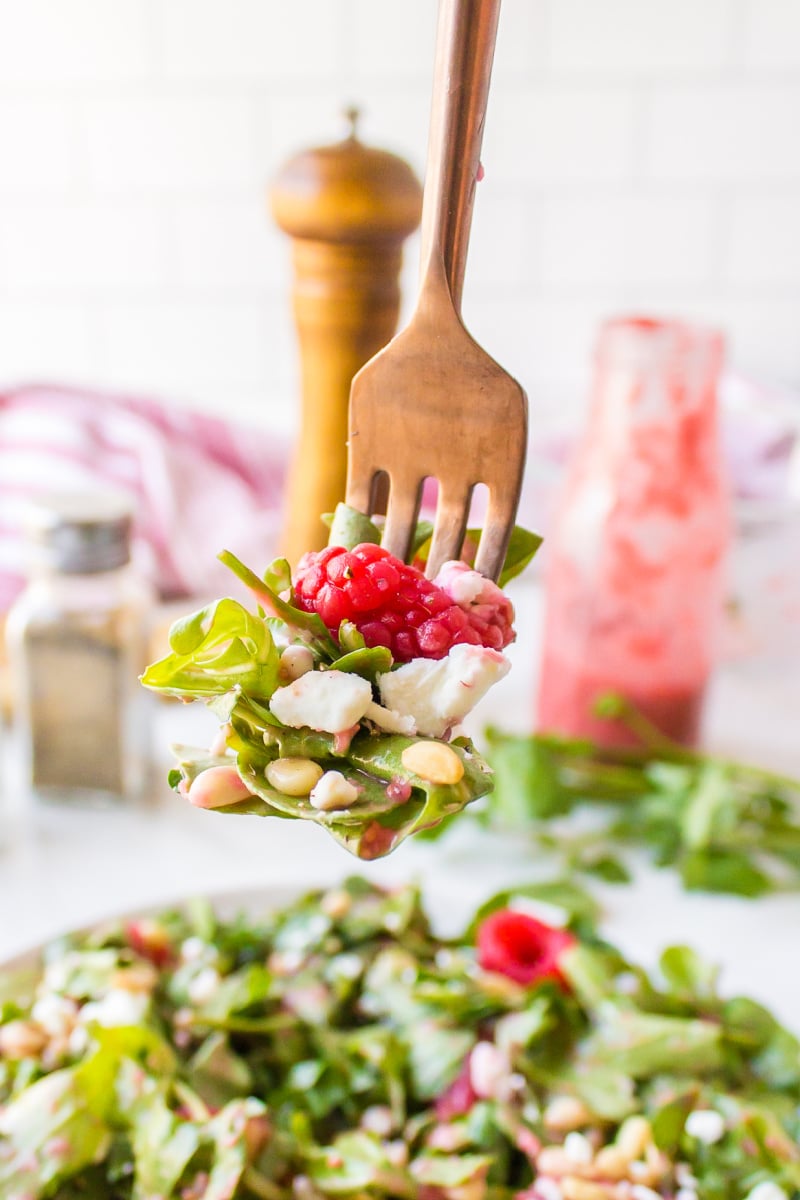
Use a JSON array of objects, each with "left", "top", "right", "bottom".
[{"left": 0, "top": 0, "right": 798, "bottom": 432}]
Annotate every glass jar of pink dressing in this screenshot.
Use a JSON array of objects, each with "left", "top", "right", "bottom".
[{"left": 536, "top": 316, "right": 729, "bottom": 748}]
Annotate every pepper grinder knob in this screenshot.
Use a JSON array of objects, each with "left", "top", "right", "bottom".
[{"left": 269, "top": 109, "right": 423, "bottom": 564}]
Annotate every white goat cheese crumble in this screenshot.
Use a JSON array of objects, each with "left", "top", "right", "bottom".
[
  {"left": 269, "top": 669, "right": 372, "bottom": 734},
  {"left": 685, "top": 1109, "right": 725, "bottom": 1145},
  {"left": 378, "top": 643, "right": 510, "bottom": 737}
]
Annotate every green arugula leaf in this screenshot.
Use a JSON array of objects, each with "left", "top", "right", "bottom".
[
  {"left": 229, "top": 726, "right": 494, "bottom": 860},
  {"left": 680, "top": 849, "right": 772, "bottom": 897},
  {"left": 410, "top": 519, "right": 435, "bottom": 558},
  {"left": 219, "top": 549, "right": 338, "bottom": 659},
  {"left": 186, "top": 1032, "right": 254, "bottom": 1109},
  {"left": 329, "top": 644, "right": 394, "bottom": 681},
  {"left": 582, "top": 854, "right": 632, "bottom": 884},
  {"left": 485, "top": 727, "right": 573, "bottom": 822},
  {"left": 414, "top": 524, "right": 542, "bottom": 584},
  {"left": 141, "top": 597, "right": 280, "bottom": 701},
  {"left": 337, "top": 621, "right": 367, "bottom": 652},
  {"left": 0, "top": 1061, "right": 113, "bottom": 1194},
  {"left": 650, "top": 1090, "right": 698, "bottom": 1153},
  {"left": 545, "top": 1063, "right": 636, "bottom": 1121},
  {"left": 582, "top": 1001, "right": 725, "bottom": 1077},
  {"left": 408, "top": 1024, "right": 476, "bottom": 1100},
  {"left": 130, "top": 1087, "right": 201, "bottom": 1200},
  {"left": 467, "top": 728, "right": 800, "bottom": 899},
  {"left": 495, "top": 525, "right": 543, "bottom": 586},
  {"left": 263, "top": 556, "right": 292, "bottom": 594},
  {"left": 411, "top": 1153, "right": 491, "bottom": 1187},
  {"left": 659, "top": 945, "right": 720, "bottom": 1000},
  {"left": 682, "top": 763, "right": 735, "bottom": 849},
  {"left": 203, "top": 1097, "right": 267, "bottom": 1200},
  {"left": 325, "top": 504, "right": 382, "bottom": 551}
]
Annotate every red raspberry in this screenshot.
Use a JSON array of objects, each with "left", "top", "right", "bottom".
[
  {"left": 476, "top": 909, "right": 576, "bottom": 989},
  {"left": 293, "top": 543, "right": 514, "bottom": 663},
  {"left": 126, "top": 919, "right": 174, "bottom": 968}
]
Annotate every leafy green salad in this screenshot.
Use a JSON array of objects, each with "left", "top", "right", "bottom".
[
  {"left": 425, "top": 708, "right": 800, "bottom": 899},
  {"left": 0, "top": 878, "right": 797, "bottom": 1199},
  {"left": 141, "top": 506, "right": 540, "bottom": 859}
]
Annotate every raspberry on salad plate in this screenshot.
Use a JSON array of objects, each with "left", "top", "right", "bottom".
[
  {"left": 293, "top": 543, "right": 515, "bottom": 663},
  {"left": 476, "top": 909, "right": 576, "bottom": 988}
]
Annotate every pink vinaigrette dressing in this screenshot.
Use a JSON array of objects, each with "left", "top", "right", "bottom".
[{"left": 537, "top": 317, "right": 730, "bottom": 749}]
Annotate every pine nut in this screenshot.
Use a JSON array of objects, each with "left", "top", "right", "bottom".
[
  {"left": 616, "top": 1116, "right": 652, "bottom": 1161},
  {"left": 562, "top": 1178, "right": 618, "bottom": 1200},
  {"left": 644, "top": 1142, "right": 669, "bottom": 1181},
  {"left": 319, "top": 889, "right": 352, "bottom": 918},
  {"left": 111, "top": 963, "right": 159, "bottom": 993},
  {"left": 469, "top": 1041, "right": 510, "bottom": 1098},
  {"left": 629, "top": 1158, "right": 665, "bottom": 1189},
  {"left": 279, "top": 645, "right": 314, "bottom": 681},
  {"left": 188, "top": 765, "right": 253, "bottom": 809},
  {"left": 447, "top": 1180, "right": 487, "bottom": 1200},
  {"left": 309, "top": 770, "right": 359, "bottom": 811},
  {"left": 400, "top": 740, "right": 464, "bottom": 784},
  {"left": 537, "top": 1148, "right": 574, "bottom": 1177},
  {"left": 544, "top": 1095, "right": 593, "bottom": 1132},
  {"left": 0, "top": 1019, "right": 47, "bottom": 1059},
  {"left": 266, "top": 757, "right": 324, "bottom": 797},
  {"left": 593, "top": 1147, "right": 630, "bottom": 1180}
]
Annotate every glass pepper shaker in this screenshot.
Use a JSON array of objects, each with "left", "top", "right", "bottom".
[
  {"left": 536, "top": 316, "right": 730, "bottom": 749},
  {"left": 6, "top": 492, "right": 153, "bottom": 806}
]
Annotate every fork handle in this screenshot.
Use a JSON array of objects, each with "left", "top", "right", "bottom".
[{"left": 419, "top": 0, "right": 502, "bottom": 313}]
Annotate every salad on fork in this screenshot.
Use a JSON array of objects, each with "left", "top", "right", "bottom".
[{"left": 141, "top": 505, "right": 539, "bottom": 860}]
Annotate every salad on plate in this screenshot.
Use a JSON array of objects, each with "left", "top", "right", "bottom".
[
  {"left": 0, "top": 877, "right": 797, "bottom": 1199},
  {"left": 141, "top": 506, "right": 540, "bottom": 859}
]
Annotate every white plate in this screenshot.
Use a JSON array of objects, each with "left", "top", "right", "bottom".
[{"left": 0, "top": 885, "right": 304, "bottom": 980}]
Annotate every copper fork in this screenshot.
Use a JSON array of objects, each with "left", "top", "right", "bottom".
[{"left": 346, "top": 0, "right": 528, "bottom": 582}]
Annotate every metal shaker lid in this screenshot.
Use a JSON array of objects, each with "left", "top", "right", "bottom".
[{"left": 25, "top": 492, "right": 134, "bottom": 574}]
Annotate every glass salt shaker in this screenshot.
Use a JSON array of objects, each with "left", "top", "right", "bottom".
[
  {"left": 6, "top": 493, "right": 153, "bottom": 806},
  {"left": 536, "top": 316, "right": 730, "bottom": 749}
]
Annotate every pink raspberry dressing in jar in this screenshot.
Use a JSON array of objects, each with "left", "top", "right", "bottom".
[{"left": 537, "top": 316, "right": 730, "bottom": 749}]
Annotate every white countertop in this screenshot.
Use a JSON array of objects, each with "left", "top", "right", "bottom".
[{"left": 1, "top": 580, "right": 798, "bottom": 1026}]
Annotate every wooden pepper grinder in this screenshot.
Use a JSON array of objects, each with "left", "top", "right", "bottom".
[{"left": 270, "top": 108, "right": 422, "bottom": 564}]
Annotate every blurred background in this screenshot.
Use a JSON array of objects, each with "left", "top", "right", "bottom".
[
  {"left": 0, "top": 0, "right": 799, "bottom": 666},
  {"left": 0, "top": 0, "right": 799, "bottom": 979},
  {"left": 0, "top": 0, "right": 799, "bottom": 428}
]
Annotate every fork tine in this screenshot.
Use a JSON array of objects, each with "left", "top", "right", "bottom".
[
  {"left": 345, "top": 469, "right": 377, "bottom": 521},
  {"left": 474, "top": 493, "right": 517, "bottom": 581},
  {"left": 382, "top": 475, "right": 423, "bottom": 563},
  {"left": 425, "top": 482, "right": 473, "bottom": 579}
]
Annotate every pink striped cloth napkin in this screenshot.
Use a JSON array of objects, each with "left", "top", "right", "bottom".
[{"left": 0, "top": 384, "right": 289, "bottom": 610}]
